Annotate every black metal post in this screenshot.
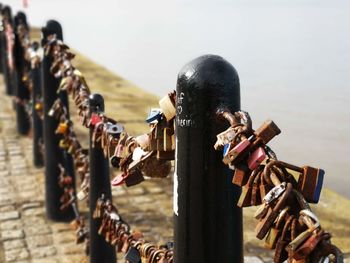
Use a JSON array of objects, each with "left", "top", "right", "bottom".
[
  {"left": 0, "top": 4, "right": 3, "bottom": 73},
  {"left": 31, "top": 41, "right": 44, "bottom": 167},
  {"left": 174, "top": 55, "right": 243, "bottom": 263},
  {"left": 41, "top": 20, "right": 75, "bottom": 222},
  {"left": 1, "top": 6, "right": 14, "bottom": 95},
  {"left": 14, "top": 12, "right": 31, "bottom": 135},
  {"left": 89, "top": 93, "right": 116, "bottom": 263}
]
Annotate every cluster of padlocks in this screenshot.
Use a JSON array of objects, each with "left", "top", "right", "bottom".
[
  {"left": 214, "top": 111, "right": 342, "bottom": 262},
  {"left": 43, "top": 35, "right": 177, "bottom": 260},
  {"left": 93, "top": 194, "right": 174, "bottom": 263},
  {"left": 2, "top": 5, "right": 344, "bottom": 262},
  {"left": 42, "top": 33, "right": 345, "bottom": 261}
]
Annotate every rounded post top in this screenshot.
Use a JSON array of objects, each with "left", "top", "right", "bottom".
[
  {"left": 41, "top": 20, "right": 63, "bottom": 45},
  {"left": 89, "top": 93, "right": 105, "bottom": 113},
  {"left": 14, "top": 11, "right": 28, "bottom": 27},
  {"left": 177, "top": 54, "right": 240, "bottom": 118},
  {"left": 2, "top": 5, "right": 12, "bottom": 20}
]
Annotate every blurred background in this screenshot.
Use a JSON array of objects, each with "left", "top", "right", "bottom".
[{"left": 2, "top": 0, "right": 350, "bottom": 197}]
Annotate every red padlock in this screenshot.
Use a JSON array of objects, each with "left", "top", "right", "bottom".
[
  {"left": 247, "top": 147, "right": 266, "bottom": 170},
  {"left": 111, "top": 173, "right": 127, "bottom": 186}
]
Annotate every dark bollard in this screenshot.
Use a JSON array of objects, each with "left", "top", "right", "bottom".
[
  {"left": 0, "top": 4, "right": 3, "bottom": 73},
  {"left": 1, "top": 6, "right": 14, "bottom": 95},
  {"left": 174, "top": 55, "right": 243, "bottom": 263},
  {"left": 31, "top": 41, "right": 44, "bottom": 167},
  {"left": 41, "top": 20, "right": 75, "bottom": 222},
  {"left": 14, "top": 12, "right": 31, "bottom": 135},
  {"left": 89, "top": 93, "right": 116, "bottom": 263}
]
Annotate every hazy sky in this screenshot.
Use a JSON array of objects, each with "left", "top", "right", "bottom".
[{"left": 2, "top": 0, "right": 350, "bottom": 196}]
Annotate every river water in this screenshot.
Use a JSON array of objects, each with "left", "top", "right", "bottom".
[{"left": 3, "top": 0, "right": 350, "bottom": 198}]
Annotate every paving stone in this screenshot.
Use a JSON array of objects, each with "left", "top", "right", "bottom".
[
  {"left": 11, "top": 170, "right": 29, "bottom": 176},
  {"left": 30, "top": 246, "right": 57, "bottom": 259},
  {"left": 4, "top": 248, "right": 30, "bottom": 262},
  {"left": 31, "top": 259, "right": 59, "bottom": 263},
  {"left": 51, "top": 223, "right": 72, "bottom": 233},
  {"left": 22, "top": 207, "right": 44, "bottom": 217},
  {"left": 244, "top": 256, "right": 264, "bottom": 263},
  {"left": 21, "top": 202, "right": 42, "bottom": 210},
  {"left": 0, "top": 204, "right": 16, "bottom": 212},
  {"left": 3, "top": 239, "right": 26, "bottom": 250},
  {"left": 61, "top": 244, "right": 85, "bottom": 255},
  {"left": 131, "top": 195, "right": 154, "bottom": 204},
  {"left": 23, "top": 216, "right": 46, "bottom": 226},
  {"left": 58, "top": 255, "right": 86, "bottom": 263},
  {"left": 0, "top": 220, "right": 22, "bottom": 230},
  {"left": 26, "top": 234, "right": 53, "bottom": 248},
  {"left": 54, "top": 232, "right": 76, "bottom": 244},
  {"left": 125, "top": 186, "right": 146, "bottom": 195},
  {"left": 1, "top": 229, "right": 25, "bottom": 241},
  {"left": 147, "top": 186, "right": 164, "bottom": 194},
  {"left": 0, "top": 210, "right": 20, "bottom": 221},
  {"left": 24, "top": 225, "right": 51, "bottom": 236},
  {"left": 0, "top": 187, "right": 14, "bottom": 194},
  {"left": 0, "top": 170, "right": 10, "bottom": 176},
  {"left": 17, "top": 191, "right": 41, "bottom": 201}
]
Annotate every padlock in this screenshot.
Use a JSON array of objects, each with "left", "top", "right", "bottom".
[
  {"left": 214, "top": 127, "right": 238, "bottom": 150},
  {"left": 34, "top": 102, "right": 43, "bottom": 111},
  {"left": 293, "top": 230, "right": 325, "bottom": 260},
  {"left": 255, "top": 119, "right": 281, "bottom": 145},
  {"left": 125, "top": 169, "right": 145, "bottom": 187},
  {"left": 148, "top": 126, "right": 158, "bottom": 151},
  {"left": 157, "top": 150, "right": 175, "bottom": 160},
  {"left": 55, "top": 122, "right": 69, "bottom": 134},
  {"left": 142, "top": 156, "right": 171, "bottom": 178},
  {"left": 146, "top": 108, "right": 162, "bottom": 123},
  {"left": 247, "top": 147, "right": 266, "bottom": 170},
  {"left": 223, "top": 137, "right": 252, "bottom": 165},
  {"left": 298, "top": 166, "right": 324, "bottom": 204},
  {"left": 89, "top": 113, "right": 102, "bottom": 127},
  {"left": 163, "top": 127, "right": 173, "bottom": 152},
  {"left": 77, "top": 184, "right": 89, "bottom": 200},
  {"left": 274, "top": 215, "right": 294, "bottom": 263},
  {"left": 111, "top": 173, "right": 127, "bottom": 187},
  {"left": 106, "top": 122, "right": 124, "bottom": 135},
  {"left": 265, "top": 160, "right": 324, "bottom": 203},
  {"left": 251, "top": 171, "right": 262, "bottom": 206},
  {"left": 259, "top": 170, "right": 273, "bottom": 201},
  {"left": 232, "top": 164, "right": 251, "bottom": 187},
  {"left": 255, "top": 182, "right": 292, "bottom": 239},
  {"left": 59, "top": 139, "right": 69, "bottom": 150},
  {"left": 110, "top": 155, "right": 121, "bottom": 168},
  {"left": 136, "top": 134, "right": 150, "bottom": 150},
  {"left": 125, "top": 246, "right": 142, "bottom": 263},
  {"left": 237, "top": 172, "right": 256, "bottom": 207},
  {"left": 159, "top": 91, "right": 176, "bottom": 121},
  {"left": 264, "top": 206, "right": 290, "bottom": 249}
]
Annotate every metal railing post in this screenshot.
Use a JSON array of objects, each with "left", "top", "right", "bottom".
[
  {"left": 41, "top": 20, "right": 75, "bottom": 221},
  {"left": 14, "top": 11, "right": 31, "bottom": 135},
  {"left": 31, "top": 42, "right": 44, "bottom": 167},
  {"left": 88, "top": 93, "right": 116, "bottom": 263},
  {"left": 174, "top": 55, "right": 243, "bottom": 263},
  {"left": 1, "top": 6, "right": 14, "bottom": 95}
]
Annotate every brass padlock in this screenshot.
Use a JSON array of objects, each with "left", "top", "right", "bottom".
[
  {"left": 159, "top": 91, "right": 176, "bottom": 121},
  {"left": 55, "top": 121, "right": 69, "bottom": 135},
  {"left": 163, "top": 127, "right": 173, "bottom": 152},
  {"left": 255, "top": 120, "right": 281, "bottom": 145}
]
